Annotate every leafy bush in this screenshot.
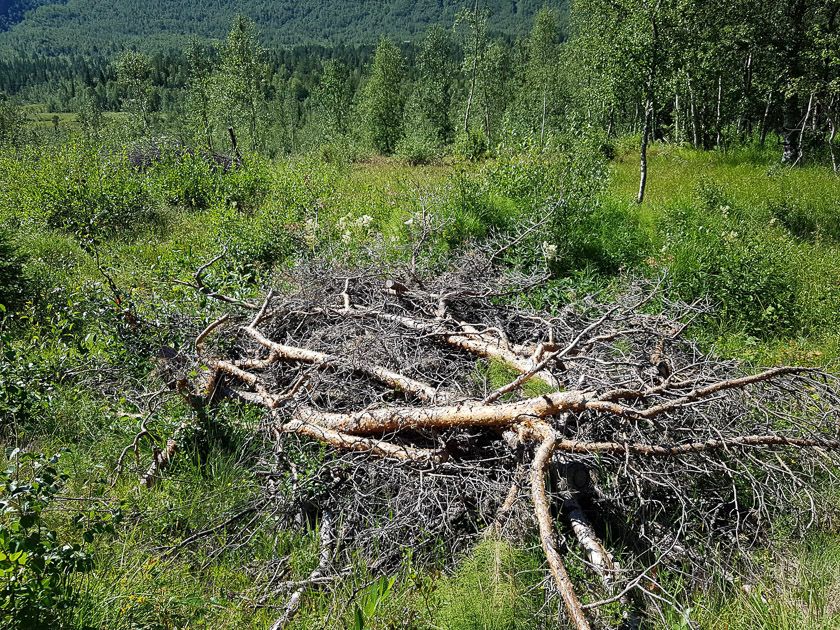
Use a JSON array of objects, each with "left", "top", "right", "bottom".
[
  {"left": 216, "top": 156, "right": 271, "bottom": 212},
  {"left": 145, "top": 151, "right": 221, "bottom": 209},
  {"left": 454, "top": 128, "right": 488, "bottom": 162},
  {"left": 436, "top": 170, "right": 514, "bottom": 249},
  {"left": 695, "top": 176, "right": 733, "bottom": 214},
  {"left": 208, "top": 159, "right": 326, "bottom": 276},
  {"left": 0, "top": 96, "right": 26, "bottom": 148},
  {"left": 0, "top": 333, "right": 47, "bottom": 435},
  {"left": 396, "top": 121, "right": 440, "bottom": 166},
  {"left": 545, "top": 198, "right": 651, "bottom": 274},
  {"left": 0, "top": 229, "right": 27, "bottom": 310},
  {"left": 146, "top": 150, "right": 271, "bottom": 213},
  {"left": 20, "top": 146, "right": 157, "bottom": 237},
  {"left": 0, "top": 450, "right": 115, "bottom": 629},
  {"left": 485, "top": 142, "right": 644, "bottom": 274}
]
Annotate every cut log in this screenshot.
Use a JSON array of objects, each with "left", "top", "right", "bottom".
[
  {"left": 279, "top": 419, "right": 447, "bottom": 463},
  {"left": 245, "top": 326, "right": 439, "bottom": 402},
  {"left": 294, "top": 390, "right": 590, "bottom": 435}
]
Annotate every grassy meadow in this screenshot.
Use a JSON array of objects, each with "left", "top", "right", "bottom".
[{"left": 0, "top": 135, "right": 839, "bottom": 628}]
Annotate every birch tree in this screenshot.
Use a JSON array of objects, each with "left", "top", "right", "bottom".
[{"left": 359, "top": 37, "right": 405, "bottom": 154}]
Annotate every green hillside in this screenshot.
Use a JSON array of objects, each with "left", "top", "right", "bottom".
[{"left": 0, "top": 0, "right": 566, "bottom": 55}]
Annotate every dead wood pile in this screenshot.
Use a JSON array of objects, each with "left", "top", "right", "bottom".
[{"left": 161, "top": 255, "right": 839, "bottom": 627}]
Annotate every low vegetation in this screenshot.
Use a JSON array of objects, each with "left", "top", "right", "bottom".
[{"left": 1, "top": 3, "right": 838, "bottom": 628}]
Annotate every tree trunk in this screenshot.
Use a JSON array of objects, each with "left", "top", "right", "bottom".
[
  {"left": 781, "top": 0, "right": 807, "bottom": 163},
  {"left": 828, "top": 97, "right": 838, "bottom": 173},
  {"left": 715, "top": 75, "right": 722, "bottom": 147},
  {"left": 687, "top": 74, "right": 698, "bottom": 147},
  {"left": 741, "top": 52, "right": 753, "bottom": 138},
  {"left": 760, "top": 90, "right": 773, "bottom": 145},
  {"left": 637, "top": 96, "right": 652, "bottom": 204},
  {"left": 674, "top": 92, "right": 680, "bottom": 144},
  {"left": 463, "top": 1, "right": 481, "bottom": 135},
  {"left": 484, "top": 87, "right": 492, "bottom": 145},
  {"left": 795, "top": 92, "right": 814, "bottom": 163}
]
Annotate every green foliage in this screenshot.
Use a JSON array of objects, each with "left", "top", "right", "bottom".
[
  {"left": 396, "top": 115, "right": 440, "bottom": 165},
  {"left": 524, "top": 6, "right": 561, "bottom": 142},
  {"left": 436, "top": 170, "right": 509, "bottom": 248},
  {"left": 352, "top": 575, "right": 396, "bottom": 630},
  {"left": 183, "top": 38, "right": 215, "bottom": 151},
  {"left": 311, "top": 59, "right": 352, "bottom": 145},
  {"left": 0, "top": 450, "right": 115, "bottom": 629},
  {"left": 546, "top": 197, "right": 651, "bottom": 275},
  {"left": 115, "top": 50, "right": 153, "bottom": 136},
  {"left": 206, "top": 156, "right": 327, "bottom": 277},
  {"left": 75, "top": 87, "right": 105, "bottom": 144},
  {"left": 212, "top": 16, "right": 270, "bottom": 153},
  {"left": 693, "top": 533, "right": 840, "bottom": 629},
  {"left": 0, "top": 93, "right": 25, "bottom": 147},
  {"left": 454, "top": 127, "right": 488, "bottom": 162},
  {"left": 24, "top": 146, "right": 156, "bottom": 236},
  {"left": 481, "top": 359, "right": 556, "bottom": 399},
  {"left": 412, "top": 25, "right": 456, "bottom": 145},
  {"left": 766, "top": 194, "right": 840, "bottom": 243},
  {"left": 0, "top": 229, "right": 26, "bottom": 310},
  {"left": 0, "top": 328, "right": 49, "bottom": 435},
  {"left": 484, "top": 140, "right": 647, "bottom": 275},
  {"left": 663, "top": 203, "right": 801, "bottom": 339},
  {"left": 145, "top": 151, "right": 221, "bottom": 209},
  {"left": 0, "top": 1, "right": 561, "bottom": 55},
  {"left": 359, "top": 37, "right": 405, "bottom": 155}
]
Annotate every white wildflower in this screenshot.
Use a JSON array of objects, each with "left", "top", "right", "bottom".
[
  {"left": 356, "top": 214, "right": 374, "bottom": 228},
  {"left": 303, "top": 217, "right": 318, "bottom": 247}
]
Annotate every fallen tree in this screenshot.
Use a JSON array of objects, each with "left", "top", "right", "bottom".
[{"left": 147, "top": 255, "right": 840, "bottom": 627}]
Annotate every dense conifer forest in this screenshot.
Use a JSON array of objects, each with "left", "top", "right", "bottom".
[
  {"left": 0, "top": 0, "right": 565, "bottom": 53},
  {"left": 0, "top": 1, "right": 838, "bottom": 628}
]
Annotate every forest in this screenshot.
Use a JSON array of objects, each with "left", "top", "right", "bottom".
[
  {"left": 0, "top": 0, "right": 563, "bottom": 54},
  {"left": 0, "top": 0, "right": 839, "bottom": 628}
]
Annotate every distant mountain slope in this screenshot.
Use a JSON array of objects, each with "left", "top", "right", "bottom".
[
  {"left": 0, "top": 0, "right": 50, "bottom": 31},
  {"left": 0, "top": 0, "right": 566, "bottom": 55}
]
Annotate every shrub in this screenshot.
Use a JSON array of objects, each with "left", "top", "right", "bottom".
[
  {"left": 23, "top": 146, "right": 157, "bottom": 237},
  {"left": 0, "top": 451, "right": 116, "bottom": 629},
  {"left": 545, "top": 198, "right": 651, "bottom": 274},
  {"left": 145, "top": 151, "right": 220, "bottom": 210},
  {"left": 0, "top": 95, "right": 26, "bottom": 148},
  {"left": 145, "top": 150, "right": 271, "bottom": 213},
  {"left": 695, "top": 176, "right": 733, "bottom": 213},
  {"left": 0, "top": 229, "right": 26, "bottom": 310},
  {"left": 437, "top": 170, "right": 513, "bottom": 249},
  {"left": 216, "top": 156, "right": 271, "bottom": 212},
  {"left": 454, "top": 128, "right": 489, "bottom": 162},
  {"left": 396, "top": 120, "right": 440, "bottom": 166},
  {"left": 486, "top": 142, "right": 643, "bottom": 275}
]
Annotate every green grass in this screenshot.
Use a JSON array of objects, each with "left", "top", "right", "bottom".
[
  {"left": 1, "top": 139, "right": 839, "bottom": 628},
  {"left": 690, "top": 533, "right": 840, "bottom": 630},
  {"left": 609, "top": 143, "right": 840, "bottom": 366}
]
